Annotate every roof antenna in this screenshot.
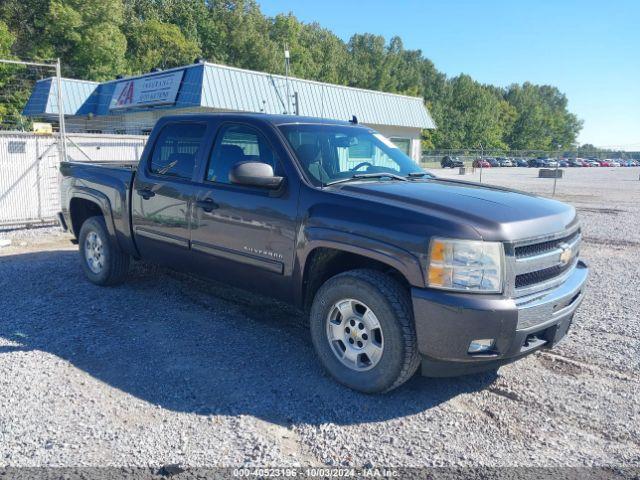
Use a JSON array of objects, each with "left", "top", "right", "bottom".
[{"left": 349, "top": 115, "right": 358, "bottom": 124}]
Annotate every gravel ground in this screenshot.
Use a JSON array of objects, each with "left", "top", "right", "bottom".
[{"left": 0, "top": 167, "right": 638, "bottom": 469}]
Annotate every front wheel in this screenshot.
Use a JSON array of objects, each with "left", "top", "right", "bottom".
[
  {"left": 78, "top": 216, "right": 130, "bottom": 286},
  {"left": 309, "top": 269, "right": 420, "bottom": 393}
]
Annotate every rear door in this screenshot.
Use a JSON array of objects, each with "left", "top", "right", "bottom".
[
  {"left": 189, "top": 122, "right": 300, "bottom": 302},
  {"left": 131, "top": 121, "right": 208, "bottom": 266}
]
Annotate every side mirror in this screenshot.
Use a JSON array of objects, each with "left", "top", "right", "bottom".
[{"left": 229, "top": 161, "right": 284, "bottom": 189}]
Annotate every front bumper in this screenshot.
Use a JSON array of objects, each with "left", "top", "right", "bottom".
[{"left": 412, "top": 260, "right": 588, "bottom": 377}]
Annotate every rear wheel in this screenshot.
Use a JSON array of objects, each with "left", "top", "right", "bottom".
[
  {"left": 78, "top": 216, "right": 129, "bottom": 286},
  {"left": 310, "top": 269, "right": 420, "bottom": 393}
]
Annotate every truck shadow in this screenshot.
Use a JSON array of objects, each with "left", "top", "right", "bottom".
[{"left": 1, "top": 249, "right": 498, "bottom": 426}]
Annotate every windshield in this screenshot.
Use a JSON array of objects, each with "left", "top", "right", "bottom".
[{"left": 279, "top": 124, "right": 426, "bottom": 186}]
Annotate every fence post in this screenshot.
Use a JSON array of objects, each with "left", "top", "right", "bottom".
[{"left": 55, "top": 58, "right": 67, "bottom": 163}]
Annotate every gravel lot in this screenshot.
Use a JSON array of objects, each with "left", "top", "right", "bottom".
[{"left": 0, "top": 167, "right": 638, "bottom": 469}]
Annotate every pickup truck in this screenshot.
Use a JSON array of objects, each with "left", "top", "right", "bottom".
[{"left": 59, "top": 113, "right": 588, "bottom": 393}]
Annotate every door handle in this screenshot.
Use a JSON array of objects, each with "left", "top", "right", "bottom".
[
  {"left": 196, "top": 198, "right": 218, "bottom": 212},
  {"left": 137, "top": 188, "right": 155, "bottom": 200}
]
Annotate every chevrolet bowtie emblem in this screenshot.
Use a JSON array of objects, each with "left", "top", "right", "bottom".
[{"left": 559, "top": 243, "right": 572, "bottom": 265}]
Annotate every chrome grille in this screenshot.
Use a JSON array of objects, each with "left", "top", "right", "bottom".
[
  {"left": 511, "top": 226, "right": 581, "bottom": 296},
  {"left": 515, "top": 229, "right": 580, "bottom": 258},
  {"left": 515, "top": 260, "right": 575, "bottom": 288}
]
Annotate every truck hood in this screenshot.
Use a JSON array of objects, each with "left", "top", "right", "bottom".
[{"left": 333, "top": 178, "right": 577, "bottom": 241}]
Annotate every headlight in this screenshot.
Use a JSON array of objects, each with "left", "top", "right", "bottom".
[{"left": 427, "top": 238, "right": 504, "bottom": 293}]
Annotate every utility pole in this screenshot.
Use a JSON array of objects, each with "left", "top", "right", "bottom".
[
  {"left": 478, "top": 143, "right": 484, "bottom": 183},
  {"left": 553, "top": 144, "right": 562, "bottom": 196},
  {"left": 284, "top": 46, "right": 291, "bottom": 115}
]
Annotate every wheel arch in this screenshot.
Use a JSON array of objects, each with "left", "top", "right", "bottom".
[
  {"left": 296, "top": 228, "right": 424, "bottom": 312},
  {"left": 68, "top": 189, "right": 117, "bottom": 242}
]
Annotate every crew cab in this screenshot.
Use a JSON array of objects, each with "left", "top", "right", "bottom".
[{"left": 59, "top": 113, "right": 588, "bottom": 393}]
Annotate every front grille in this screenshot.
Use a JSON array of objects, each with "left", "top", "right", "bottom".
[
  {"left": 515, "top": 229, "right": 580, "bottom": 258},
  {"left": 515, "top": 260, "right": 574, "bottom": 288}
]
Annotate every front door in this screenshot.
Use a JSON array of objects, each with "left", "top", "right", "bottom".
[
  {"left": 189, "top": 122, "right": 299, "bottom": 302},
  {"left": 131, "top": 122, "right": 207, "bottom": 266}
]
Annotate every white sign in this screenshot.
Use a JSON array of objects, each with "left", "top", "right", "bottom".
[{"left": 109, "top": 70, "right": 184, "bottom": 110}]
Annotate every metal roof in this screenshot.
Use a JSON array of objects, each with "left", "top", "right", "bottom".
[
  {"left": 23, "top": 78, "right": 98, "bottom": 116},
  {"left": 200, "top": 63, "right": 435, "bottom": 129},
  {"left": 23, "top": 62, "right": 435, "bottom": 129}
]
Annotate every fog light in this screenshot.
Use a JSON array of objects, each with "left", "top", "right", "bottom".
[{"left": 468, "top": 339, "right": 495, "bottom": 354}]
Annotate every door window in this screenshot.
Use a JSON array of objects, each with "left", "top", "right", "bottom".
[
  {"left": 390, "top": 137, "right": 411, "bottom": 156},
  {"left": 149, "top": 123, "right": 207, "bottom": 179},
  {"left": 207, "top": 124, "right": 281, "bottom": 184}
]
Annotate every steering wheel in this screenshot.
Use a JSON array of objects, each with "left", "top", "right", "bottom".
[{"left": 350, "top": 162, "right": 374, "bottom": 172}]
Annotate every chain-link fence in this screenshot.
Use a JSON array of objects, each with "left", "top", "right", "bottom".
[{"left": 0, "top": 58, "right": 151, "bottom": 227}]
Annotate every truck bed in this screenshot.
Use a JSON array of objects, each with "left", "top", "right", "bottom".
[{"left": 59, "top": 160, "right": 138, "bottom": 256}]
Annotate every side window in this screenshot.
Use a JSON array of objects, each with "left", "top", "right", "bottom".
[
  {"left": 207, "top": 124, "right": 281, "bottom": 184},
  {"left": 149, "top": 123, "right": 206, "bottom": 179}
]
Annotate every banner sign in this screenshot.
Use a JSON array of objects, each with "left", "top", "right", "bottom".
[{"left": 109, "top": 70, "right": 184, "bottom": 110}]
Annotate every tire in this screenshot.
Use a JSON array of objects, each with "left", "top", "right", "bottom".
[
  {"left": 309, "top": 269, "right": 420, "bottom": 393},
  {"left": 78, "top": 216, "right": 130, "bottom": 286}
]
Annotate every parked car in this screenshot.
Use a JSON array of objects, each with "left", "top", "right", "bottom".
[
  {"left": 568, "top": 159, "right": 583, "bottom": 167},
  {"left": 486, "top": 158, "right": 500, "bottom": 167},
  {"left": 546, "top": 159, "right": 559, "bottom": 168},
  {"left": 472, "top": 158, "right": 491, "bottom": 168},
  {"left": 527, "top": 158, "right": 547, "bottom": 168},
  {"left": 515, "top": 158, "right": 529, "bottom": 167},
  {"left": 558, "top": 160, "right": 569, "bottom": 168},
  {"left": 497, "top": 157, "right": 513, "bottom": 167},
  {"left": 58, "top": 113, "right": 588, "bottom": 393},
  {"left": 441, "top": 155, "right": 464, "bottom": 168}
]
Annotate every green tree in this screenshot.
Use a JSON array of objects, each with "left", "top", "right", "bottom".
[
  {"left": 204, "top": 0, "right": 278, "bottom": 72},
  {"left": 431, "top": 75, "right": 515, "bottom": 149},
  {"left": 0, "top": 0, "right": 584, "bottom": 147},
  {"left": 505, "top": 82, "right": 582, "bottom": 149},
  {"left": 0, "top": 20, "right": 30, "bottom": 128},
  {"left": 127, "top": 19, "right": 201, "bottom": 73},
  {"left": 43, "top": 0, "right": 127, "bottom": 80}
]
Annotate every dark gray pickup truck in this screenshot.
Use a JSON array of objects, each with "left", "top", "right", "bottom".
[{"left": 59, "top": 113, "right": 588, "bottom": 393}]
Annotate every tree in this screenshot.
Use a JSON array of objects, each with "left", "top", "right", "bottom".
[
  {"left": 430, "top": 75, "right": 515, "bottom": 149},
  {"left": 0, "top": 0, "right": 584, "bottom": 148},
  {"left": 505, "top": 83, "right": 582, "bottom": 149},
  {"left": 0, "top": 20, "right": 29, "bottom": 128},
  {"left": 0, "top": 20, "right": 13, "bottom": 56},
  {"left": 204, "top": 0, "right": 278, "bottom": 72},
  {"left": 127, "top": 19, "right": 201, "bottom": 73},
  {"left": 44, "top": 0, "right": 128, "bottom": 80}
]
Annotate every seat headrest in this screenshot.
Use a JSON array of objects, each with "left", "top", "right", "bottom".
[
  {"left": 295, "top": 143, "right": 321, "bottom": 165},
  {"left": 220, "top": 144, "right": 246, "bottom": 162}
]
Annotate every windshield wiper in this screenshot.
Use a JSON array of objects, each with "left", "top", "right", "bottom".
[
  {"left": 406, "top": 171, "right": 432, "bottom": 178},
  {"left": 325, "top": 172, "right": 409, "bottom": 186}
]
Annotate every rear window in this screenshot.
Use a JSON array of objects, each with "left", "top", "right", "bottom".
[{"left": 149, "top": 123, "right": 207, "bottom": 179}]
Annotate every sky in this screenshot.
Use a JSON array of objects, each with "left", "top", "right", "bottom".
[{"left": 258, "top": 0, "right": 640, "bottom": 149}]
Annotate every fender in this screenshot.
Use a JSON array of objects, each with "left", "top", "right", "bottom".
[
  {"left": 68, "top": 187, "right": 138, "bottom": 256},
  {"left": 293, "top": 226, "right": 426, "bottom": 307},
  {"left": 69, "top": 187, "right": 117, "bottom": 240}
]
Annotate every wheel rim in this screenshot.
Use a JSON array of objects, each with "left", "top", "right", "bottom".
[
  {"left": 326, "top": 298, "right": 384, "bottom": 371},
  {"left": 84, "top": 231, "right": 104, "bottom": 274}
]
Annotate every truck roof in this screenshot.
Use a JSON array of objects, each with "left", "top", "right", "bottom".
[{"left": 157, "top": 112, "right": 356, "bottom": 127}]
